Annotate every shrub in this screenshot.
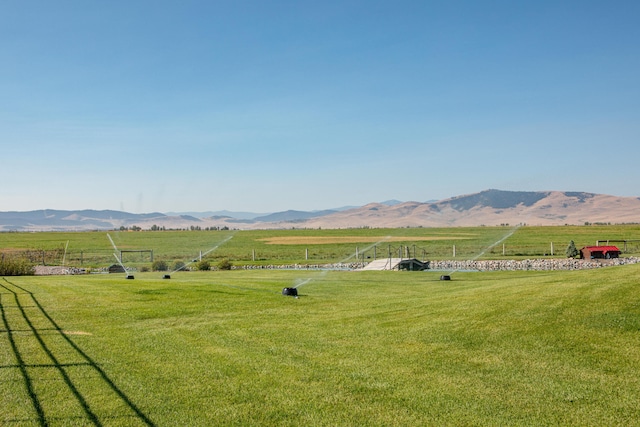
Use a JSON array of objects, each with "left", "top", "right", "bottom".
[
  {"left": 173, "top": 261, "right": 186, "bottom": 272},
  {"left": 217, "top": 258, "right": 233, "bottom": 270},
  {"left": 196, "top": 260, "right": 211, "bottom": 271},
  {"left": 152, "top": 260, "right": 168, "bottom": 271},
  {"left": 566, "top": 240, "right": 579, "bottom": 258},
  {"left": 0, "top": 258, "right": 34, "bottom": 276}
]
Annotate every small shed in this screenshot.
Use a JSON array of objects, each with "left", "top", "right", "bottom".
[{"left": 580, "top": 246, "right": 621, "bottom": 259}]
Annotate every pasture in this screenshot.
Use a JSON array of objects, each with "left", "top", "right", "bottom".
[
  {"left": 2, "top": 224, "right": 640, "bottom": 268},
  {"left": 2, "top": 265, "right": 640, "bottom": 425}
]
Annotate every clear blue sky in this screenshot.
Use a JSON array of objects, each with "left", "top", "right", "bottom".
[{"left": 2, "top": 1, "right": 639, "bottom": 213}]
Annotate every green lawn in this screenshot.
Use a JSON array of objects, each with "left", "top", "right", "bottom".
[{"left": 2, "top": 264, "right": 640, "bottom": 425}]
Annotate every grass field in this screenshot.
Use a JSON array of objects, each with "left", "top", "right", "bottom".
[
  {"left": 2, "top": 224, "right": 640, "bottom": 268},
  {"left": 2, "top": 264, "right": 640, "bottom": 425}
]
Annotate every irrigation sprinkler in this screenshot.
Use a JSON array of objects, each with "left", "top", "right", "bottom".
[
  {"left": 165, "top": 234, "right": 235, "bottom": 278},
  {"left": 444, "top": 224, "right": 523, "bottom": 280},
  {"left": 282, "top": 287, "right": 298, "bottom": 297},
  {"left": 113, "top": 254, "right": 134, "bottom": 280},
  {"left": 107, "top": 233, "right": 134, "bottom": 279},
  {"left": 285, "top": 236, "right": 393, "bottom": 297}
]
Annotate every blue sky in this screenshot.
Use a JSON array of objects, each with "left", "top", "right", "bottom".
[{"left": 2, "top": 1, "right": 639, "bottom": 213}]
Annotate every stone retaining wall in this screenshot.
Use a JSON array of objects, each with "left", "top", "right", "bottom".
[{"left": 429, "top": 257, "right": 640, "bottom": 271}]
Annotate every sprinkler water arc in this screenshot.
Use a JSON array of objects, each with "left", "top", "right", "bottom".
[
  {"left": 165, "top": 234, "right": 235, "bottom": 278},
  {"left": 107, "top": 233, "right": 134, "bottom": 279}
]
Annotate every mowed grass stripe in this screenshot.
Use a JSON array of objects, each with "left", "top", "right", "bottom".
[{"left": 2, "top": 266, "right": 639, "bottom": 425}]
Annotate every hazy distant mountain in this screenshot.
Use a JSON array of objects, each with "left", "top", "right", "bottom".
[
  {"left": 253, "top": 209, "right": 339, "bottom": 222},
  {"left": 166, "top": 210, "right": 270, "bottom": 220},
  {"left": 1, "top": 190, "right": 638, "bottom": 231},
  {"left": 293, "top": 190, "right": 640, "bottom": 228}
]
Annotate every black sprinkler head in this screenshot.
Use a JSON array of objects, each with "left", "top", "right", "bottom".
[
  {"left": 282, "top": 287, "right": 298, "bottom": 296},
  {"left": 440, "top": 275, "right": 451, "bottom": 281}
]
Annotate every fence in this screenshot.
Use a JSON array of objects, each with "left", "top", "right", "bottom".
[{"left": 4, "top": 241, "right": 640, "bottom": 269}]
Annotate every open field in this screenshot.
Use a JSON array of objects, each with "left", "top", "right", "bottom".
[
  {"left": 2, "top": 265, "right": 640, "bottom": 425},
  {"left": 2, "top": 224, "right": 640, "bottom": 269}
]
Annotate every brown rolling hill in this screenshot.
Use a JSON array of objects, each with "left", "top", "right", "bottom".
[
  {"left": 245, "top": 190, "right": 640, "bottom": 229},
  {"left": 1, "top": 190, "right": 639, "bottom": 231}
]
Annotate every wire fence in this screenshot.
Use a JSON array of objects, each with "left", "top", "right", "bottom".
[{"left": 3, "top": 241, "right": 640, "bottom": 268}]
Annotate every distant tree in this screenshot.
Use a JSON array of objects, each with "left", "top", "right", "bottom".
[
  {"left": 566, "top": 240, "right": 579, "bottom": 258},
  {"left": 152, "top": 260, "right": 168, "bottom": 271}
]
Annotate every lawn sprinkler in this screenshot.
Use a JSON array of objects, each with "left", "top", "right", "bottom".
[
  {"left": 162, "top": 274, "right": 171, "bottom": 279},
  {"left": 440, "top": 275, "right": 451, "bottom": 281},
  {"left": 282, "top": 287, "right": 298, "bottom": 297},
  {"left": 108, "top": 233, "right": 135, "bottom": 280}
]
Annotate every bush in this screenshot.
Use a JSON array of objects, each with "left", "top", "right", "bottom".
[
  {"left": 217, "top": 258, "right": 233, "bottom": 270},
  {"left": 173, "top": 261, "right": 186, "bottom": 272},
  {"left": 0, "top": 258, "right": 34, "bottom": 276},
  {"left": 152, "top": 260, "right": 168, "bottom": 271},
  {"left": 196, "top": 260, "right": 211, "bottom": 271},
  {"left": 566, "top": 240, "right": 579, "bottom": 258}
]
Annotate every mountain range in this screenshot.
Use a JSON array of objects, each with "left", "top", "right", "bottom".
[{"left": 1, "top": 190, "right": 639, "bottom": 232}]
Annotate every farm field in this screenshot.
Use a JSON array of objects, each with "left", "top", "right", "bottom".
[
  {"left": 2, "top": 224, "right": 640, "bottom": 268},
  {"left": 2, "top": 265, "right": 640, "bottom": 426}
]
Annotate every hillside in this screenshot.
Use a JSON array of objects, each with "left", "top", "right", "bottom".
[{"left": 1, "top": 190, "right": 639, "bottom": 231}]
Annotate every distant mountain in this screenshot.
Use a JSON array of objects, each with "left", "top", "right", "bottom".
[
  {"left": 166, "top": 210, "right": 270, "bottom": 220},
  {"left": 253, "top": 209, "right": 339, "bottom": 223},
  {"left": 292, "top": 190, "right": 640, "bottom": 228},
  {"left": 1, "top": 190, "right": 638, "bottom": 231},
  {"left": 0, "top": 210, "right": 167, "bottom": 231}
]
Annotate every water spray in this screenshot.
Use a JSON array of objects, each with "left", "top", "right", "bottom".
[
  {"left": 107, "top": 233, "right": 134, "bottom": 279},
  {"left": 283, "top": 236, "right": 392, "bottom": 296},
  {"left": 164, "top": 234, "right": 235, "bottom": 278},
  {"left": 442, "top": 225, "right": 522, "bottom": 280}
]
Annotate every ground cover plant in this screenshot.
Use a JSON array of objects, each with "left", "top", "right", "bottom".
[{"left": 2, "top": 264, "right": 640, "bottom": 425}]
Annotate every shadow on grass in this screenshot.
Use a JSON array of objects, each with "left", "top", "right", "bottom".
[{"left": 0, "top": 278, "right": 156, "bottom": 427}]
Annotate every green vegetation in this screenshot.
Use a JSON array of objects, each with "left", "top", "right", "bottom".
[
  {"left": 217, "top": 258, "right": 233, "bottom": 270},
  {"left": 566, "top": 240, "right": 579, "bottom": 258},
  {"left": 2, "top": 224, "right": 640, "bottom": 270},
  {"left": 0, "top": 257, "right": 34, "bottom": 276},
  {"left": 2, "top": 265, "right": 640, "bottom": 425},
  {"left": 195, "top": 260, "right": 211, "bottom": 271},
  {"left": 151, "top": 260, "right": 168, "bottom": 271}
]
